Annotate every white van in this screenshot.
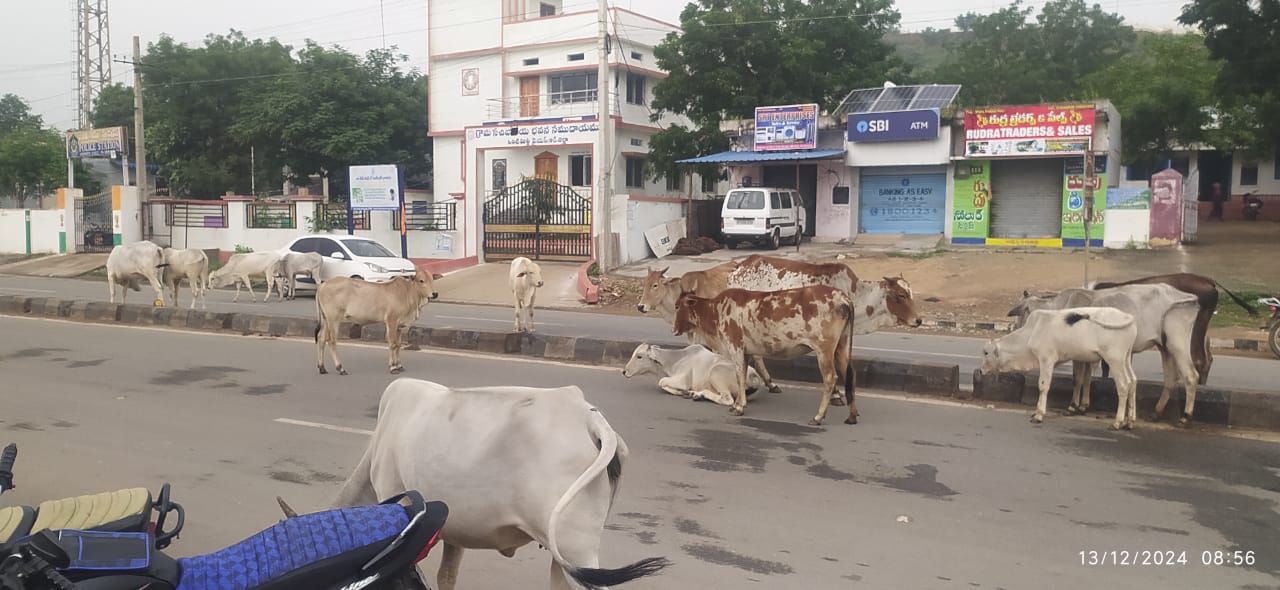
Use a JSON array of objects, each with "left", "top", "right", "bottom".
[{"left": 720, "top": 187, "right": 807, "bottom": 249}]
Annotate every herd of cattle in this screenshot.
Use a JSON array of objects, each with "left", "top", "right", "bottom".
[{"left": 96, "top": 240, "right": 1258, "bottom": 590}]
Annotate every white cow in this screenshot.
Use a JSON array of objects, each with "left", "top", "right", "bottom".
[
  {"left": 509, "top": 257, "right": 544, "bottom": 333},
  {"left": 105, "top": 241, "right": 168, "bottom": 306},
  {"left": 622, "top": 343, "right": 765, "bottom": 406},
  {"left": 207, "top": 251, "right": 282, "bottom": 302},
  {"left": 1009, "top": 284, "right": 1202, "bottom": 426},
  {"left": 161, "top": 247, "right": 210, "bottom": 310},
  {"left": 269, "top": 251, "right": 324, "bottom": 300},
  {"left": 333, "top": 378, "right": 671, "bottom": 590},
  {"left": 980, "top": 307, "right": 1140, "bottom": 429}
]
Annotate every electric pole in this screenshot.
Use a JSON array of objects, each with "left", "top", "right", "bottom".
[
  {"left": 76, "top": 0, "right": 112, "bottom": 129},
  {"left": 595, "top": 0, "right": 614, "bottom": 272},
  {"left": 133, "top": 35, "right": 147, "bottom": 196},
  {"left": 1083, "top": 151, "right": 1095, "bottom": 287}
]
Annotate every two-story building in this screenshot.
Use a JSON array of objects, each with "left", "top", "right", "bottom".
[{"left": 427, "top": 0, "right": 716, "bottom": 269}]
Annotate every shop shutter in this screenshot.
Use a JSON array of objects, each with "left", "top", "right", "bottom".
[
  {"left": 989, "top": 158, "right": 1063, "bottom": 239},
  {"left": 858, "top": 171, "right": 947, "bottom": 234}
]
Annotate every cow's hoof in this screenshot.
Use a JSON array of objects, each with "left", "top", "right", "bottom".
[
  {"left": 390, "top": 366, "right": 404, "bottom": 375},
  {"left": 1147, "top": 412, "right": 1162, "bottom": 422},
  {"left": 337, "top": 367, "right": 348, "bottom": 376},
  {"left": 844, "top": 415, "right": 858, "bottom": 425},
  {"left": 1110, "top": 423, "right": 1123, "bottom": 431},
  {"left": 1030, "top": 415, "right": 1044, "bottom": 424},
  {"left": 1177, "top": 417, "right": 1191, "bottom": 428},
  {"left": 768, "top": 385, "right": 783, "bottom": 394},
  {"left": 318, "top": 367, "right": 327, "bottom": 375},
  {"left": 808, "top": 418, "right": 823, "bottom": 426},
  {"left": 729, "top": 407, "right": 745, "bottom": 416},
  {"left": 831, "top": 397, "right": 846, "bottom": 406},
  {"left": 1123, "top": 422, "right": 1134, "bottom": 431}
]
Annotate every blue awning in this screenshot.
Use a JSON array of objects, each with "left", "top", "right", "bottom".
[{"left": 676, "top": 149, "right": 846, "bottom": 164}]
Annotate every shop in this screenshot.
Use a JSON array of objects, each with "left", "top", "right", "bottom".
[{"left": 951, "top": 101, "right": 1121, "bottom": 247}]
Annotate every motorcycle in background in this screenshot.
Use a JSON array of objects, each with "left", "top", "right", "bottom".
[{"left": 1242, "top": 190, "right": 1264, "bottom": 221}]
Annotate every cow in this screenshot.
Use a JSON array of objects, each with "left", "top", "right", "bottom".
[
  {"left": 509, "top": 256, "right": 545, "bottom": 333},
  {"left": 1008, "top": 284, "right": 1201, "bottom": 426},
  {"left": 673, "top": 286, "right": 858, "bottom": 425},
  {"left": 207, "top": 251, "right": 283, "bottom": 303},
  {"left": 160, "top": 247, "right": 210, "bottom": 310},
  {"left": 637, "top": 259, "right": 922, "bottom": 393},
  {"left": 105, "top": 241, "right": 169, "bottom": 306},
  {"left": 1091, "top": 272, "right": 1258, "bottom": 385},
  {"left": 621, "top": 343, "right": 765, "bottom": 406},
  {"left": 980, "top": 307, "right": 1140, "bottom": 429},
  {"left": 268, "top": 251, "right": 324, "bottom": 301},
  {"left": 330, "top": 378, "right": 671, "bottom": 590},
  {"left": 314, "top": 269, "right": 442, "bottom": 375}
]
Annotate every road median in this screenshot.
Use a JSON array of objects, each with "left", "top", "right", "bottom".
[{"left": 3, "top": 293, "right": 1277, "bottom": 433}]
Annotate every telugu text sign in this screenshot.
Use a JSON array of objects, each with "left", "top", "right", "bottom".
[
  {"left": 469, "top": 120, "right": 601, "bottom": 149},
  {"left": 754, "top": 104, "right": 818, "bottom": 152},
  {"left": 66, "top": 127, "right": 127, "bottom": 159},
  {"left": 348, "top": 164, "right": 401, "bottom": 210},
  {"left": 962, "top": 104, "right": 1095, "bottom": 157}
]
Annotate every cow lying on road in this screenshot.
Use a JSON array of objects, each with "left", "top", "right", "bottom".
[
  {"left": 161, "top": 247, "right": 210, "bottom": 309},
  {"left": 509, "top": 256, "right": 544, "bottom": 333},
  {"left": 106, "top": 241, "right": 168, "bottom": 306},
  {"left": 673, "top": 286, "right": 858, "bottom": 425},
  {"left": 622, "top": 343, "right": 764, "bottom": 406},
  {"left": 208, "top": 251, "right": 282, "bottom": 303},
  {"left": 1009, "top": 284, "right": 1201, "bottom": 426},
  {"left": 331, "top": 378, "right": 671, "bottom": 590},
  {"left": 315, "top": 270, "right": 442, "bottom": 375},
  {"left": 981, "top": 307, "right": 1139, "bottom": 429}
]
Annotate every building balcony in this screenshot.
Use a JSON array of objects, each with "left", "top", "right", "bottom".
[{"left": 485, "top": 91, "right": 621, "bottom": 123}]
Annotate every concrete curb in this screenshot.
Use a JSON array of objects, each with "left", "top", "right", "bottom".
[
  {"left": 921, "top": 318, "right": 1270, "bottom": 354},
  {"left": 2, "top": 293, "right": 1276, "bottom": 432}
]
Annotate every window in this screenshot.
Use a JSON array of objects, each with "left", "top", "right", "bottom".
[
  {"left": 540, "top": 3, "right": 555, "bottom": 16},
  {"left": 625, "top": 157, "right": 645, "bottom": 188},
  {"left": 631, "top": 51, "right": 643, "bottom": 60},
  {"left": 342, "top": 238, "right": 396, "bottom": 258},
  {"left": 567, "top": 53, "right": 585, "bottom": 62},
  {"left": 523, "top": 57, "right": 539, "bottom": 66},
  {"left": 312, "top": 238, "right": 344, "bottom": 258},
  {"left": 832, "top": 186, "right": 850, "bottom": 205},
  {"left": 626, "top": 73, "right": 645, "bottom": 105},
  {"left": 770, "top": 192, "right": 782, "bottom": 209},
  {"left": 290, "top": 237, "right": 319, "bottom": 253},
  {"left": 666, "top": 173, "right": 682, "bottom": 192},
  {"left": 726, "top": 190, "right": 765, "bottom": 210},
  {"left": 1241, "top": 163, "right": 1259, "bottom": 186},
  {"left": 549, "top": 71, "right": 597, "bottom": 104},
  {"left": 779, "top": 192, "right": 793, "bottom": 209},
  {"left": 701, "top": 174, "right": 718, "bottom": 193},
  {"left": 570, "top": 155, "right": 592, "bottom": 186}
]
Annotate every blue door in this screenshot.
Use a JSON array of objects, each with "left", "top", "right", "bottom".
[{"left": 858, "top": 172, "right": 946, "bottom": 234}]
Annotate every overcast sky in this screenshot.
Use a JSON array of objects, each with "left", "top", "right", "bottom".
[{"left": 3, "top": 0, "right": 1191, "bottom": 130}]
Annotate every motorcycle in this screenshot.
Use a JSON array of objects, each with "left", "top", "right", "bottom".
[
  {"left": 1243, "top": 191, "right": 1263, "bottom": 221},
  {"left": 1, "top": 443, "right": 449, "bottom": 590},
  {"left": 1260, "top": 296, "right": 1280, "bottom": 359}
]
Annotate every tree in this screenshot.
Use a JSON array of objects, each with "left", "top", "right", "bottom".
[
  {"left": 1179, "top": 0, "right": 1280, "bottom": 152},
  {"left": 1081, "top": 32, "right": 1216, "bottom": 165},
  {"left": 91, "top": 83, "right": 136, "bottom": 134},
  {"left": 0, "top": 94, "right": 44, "bottom": 134},
  {"left": 648, "top": 0, "right": 906, "bottom": 180}
]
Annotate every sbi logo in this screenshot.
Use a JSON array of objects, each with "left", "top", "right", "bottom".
[
  {"left": 855, "top": 119, "right": 889, "bottom": 134},
  {"left": 901, "top": 178, "right": 911, "bottom": 187},
  {"left": 856, "top": 120, "right": 869, "bottom": 133}
]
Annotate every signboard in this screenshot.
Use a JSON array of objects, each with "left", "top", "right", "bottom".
[
  {"left": 1107, "top": 187, "right": 1151, "bottom": 210},
  {"left": 859, "top": 173, "right": 946, "bottom": 233},
  {"left": 1061, "top": 155, "right": 1107, "bottom": 245},
  {"left": 847, "top": 109, "right": 940, "bottom": 142},
  {"left": 348, "top": 164, "right": 402, "bottom": 210},
  {"left": 951, "top": 161, "right": 991, "bottom": 241},
  {"left": 469, "top": 119, "right": 600, "bottom": 149},
  {"left": 963, "top": 104, "right": 1095, "bottom": 157},
  {"left": 66, "top": 127, "right": 127, "bottom": 159},
  {"left": 754, "top": 103, "right": 818, "bottom": 151}
]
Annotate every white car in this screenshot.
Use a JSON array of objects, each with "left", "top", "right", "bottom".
[{"left": 279, "top": 234, "right": 418, "bottom": 294}]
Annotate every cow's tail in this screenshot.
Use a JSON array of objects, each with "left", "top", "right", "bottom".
[
  {"left": 1214, "top": 280, "right": 1259, "bottom": 317},
  {"left": 314, "top": 297, "right": 324, "bottom": 343},
  {"left": 842, "top": 302, "right": 855, "bottom": 407},
  {"left": 546, "top": 408, "right": 670, "bottom": 590},
  {"left": 1066, "top": 311, "right": 1133, "bottom": 330},
  {"left": 330, "top": 439, "right": 377, "bottom": 508}
]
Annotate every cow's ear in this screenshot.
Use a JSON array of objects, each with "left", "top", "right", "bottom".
[
  {"left": 1006, "top": 306, "right": 1021, "bottom": 317},
  {"left": 516, "top": 271, "right": 527, "bottom": 278},
  {"left": 1022, "top": 289, "right": 1030, "bottom": 298},
  {"left": 432, "top": 273, "right": 445, "bottom": 280}
]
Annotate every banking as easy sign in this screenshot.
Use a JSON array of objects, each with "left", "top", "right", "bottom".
[{"left": 847, "top": 109, "right": 940, "bottom": 142}]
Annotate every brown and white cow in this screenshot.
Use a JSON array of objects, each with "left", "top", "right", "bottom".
[{"left": 672, "top": 286, "right": 858, "bottom": 426}]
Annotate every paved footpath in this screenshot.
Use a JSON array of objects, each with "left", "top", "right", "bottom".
[
  {"left": 2, "top": 272, "right": 1279, "bottom": 391},
  {"left": 2, "top": 316, "right": 1278, "bottom": 589}
]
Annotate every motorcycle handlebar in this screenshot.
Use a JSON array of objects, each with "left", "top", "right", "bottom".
[{"left": 0, "top": 443, "right": 16, "bottom": 494}]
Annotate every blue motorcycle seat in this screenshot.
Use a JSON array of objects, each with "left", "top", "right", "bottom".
[{"left": 176, "top": 503, "right": 409, "bottom": 590}]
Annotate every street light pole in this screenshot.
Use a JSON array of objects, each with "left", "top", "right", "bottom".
[{"left": 594, "top": 0, "right": 614, "bottom": 272}]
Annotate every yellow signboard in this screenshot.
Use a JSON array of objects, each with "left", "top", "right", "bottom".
[{"left": 985, "top": 237, "right": 1063, "bottom": 248}]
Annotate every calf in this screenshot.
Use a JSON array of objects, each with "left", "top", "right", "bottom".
[
  {"left": 105, "top": 241, "right": 168, "bottom": 306},
  {"left": 981, "top": 307, "right": 1139, "bottom": 429},
  {"left": 208, "top": 251, "right": 282, "bottom": 302},
  {"left": 508, "top": 256, "right": 544, "bottom": 333},
  {"left": 160, "top": 247, "right": 210, "bottom": 309},
  {"left": 673, "top": 286, "right": 857, "bottom": 425},
  {"left": 315, "top": 269, "right": 442, "bottom": 375},
  {"left": 622, "top": 343, "right": 765, "bottom": 406},
  {"left": 269, "top": 251, "right": 324, "bottom": 300}
]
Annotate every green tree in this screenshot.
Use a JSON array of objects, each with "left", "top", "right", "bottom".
[
  {"left": 90, "top": 83, "right": 136, "bottom": 134},
  {"left": 1179, "top": 0, "right": 1280, "bottom": 152},
  {"left": 648, "top": 0, "right": 906, "bottom": 180},
  {"left": 1081, "top": 32, "right": 1216, "bottom": 165},
  {"left": 0, "top": 94, "right": 100, "bottom": 205}
]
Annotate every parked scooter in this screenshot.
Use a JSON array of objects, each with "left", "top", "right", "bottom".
[
  {"left": 1243, "top": 190, "right": 1264, "bottom": 221},
  {"left": 1260, "top": 297, "right": 1280, "bottom": 359},
  {"left": 1, "top": 443, "right": 449, "bottom": 590}
]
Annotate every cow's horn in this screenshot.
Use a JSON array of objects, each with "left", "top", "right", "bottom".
[{"left": 276, "top": 496, "right": 298, "bottom": 519}]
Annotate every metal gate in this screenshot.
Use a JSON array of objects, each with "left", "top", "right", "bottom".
[
  {"left": 989, "top": 158, "right": 1064, "bottom": 239},
  {"left": 483, "top": 178, "right": 592, "bottom": 261},
  {"left": 76, "top": 191, "right": 114, "bottom": 253},
  {"left": 142, "top": 201, "right": 172, "bottom": 247}
]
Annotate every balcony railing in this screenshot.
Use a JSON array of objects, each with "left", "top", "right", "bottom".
[
  {"left": 485, "top": 91, "right": 621, "bottom": 122},
  {"left": 392, "top": 202, "right": 457, "bottom": 231}
]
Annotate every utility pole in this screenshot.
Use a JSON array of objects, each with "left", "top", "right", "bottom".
[
  {"left": 594, "top": 0, "right": 614, "bottom": 271},
  {"left": 133, "top": 35, "right": 147, "bottom": 196},
  {"left": 1083, "top": 151, "right": 1095, "bottom": 287},
  {"left": 250, "top": 146, "right": 256, "bottom": 196}
]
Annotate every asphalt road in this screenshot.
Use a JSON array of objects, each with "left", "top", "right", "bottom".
[
  {"left": 2, "top": 317, "right": 1278, "bottom": 589},
  {"left": 3, "top": 273, "right": 1279, "bottom": 392}
]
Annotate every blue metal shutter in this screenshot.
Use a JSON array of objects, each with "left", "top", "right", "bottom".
[{"left": 858, "top": 172, "right": 946, "bottom": 234}]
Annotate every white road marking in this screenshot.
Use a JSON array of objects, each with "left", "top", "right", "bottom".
[
  {"left": 0, "top": 287, "right": 56, "bottom": 293},
  {"left": 856, "top": 346, "right": 972, "bottom": 359},
  {"left": 433, "top": 314, "right": 565, "bottom": 328},
  {"left": 274, "top": 418, "right": 372, "bottom": 436}
]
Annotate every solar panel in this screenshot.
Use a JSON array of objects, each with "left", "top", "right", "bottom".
[
  {"left": 908, "top": 84, "right": 962, "bottom": 110},
  {"left": 834, "top": 84, "right": 962, "bottom": 117},
  {"left": 840, "top": 89, "right": 882, "bottom": 116},
  {"left": 870, "top": 85, "right": 919, "bottom": 112}
]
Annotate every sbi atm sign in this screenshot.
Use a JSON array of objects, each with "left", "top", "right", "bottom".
[{"left": 847, "top": 109, "right": 941, "bottom": 143}]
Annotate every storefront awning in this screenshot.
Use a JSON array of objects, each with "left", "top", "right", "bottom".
[{"left": 676, "top": 149, "right": 846, "bottom": 164}]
